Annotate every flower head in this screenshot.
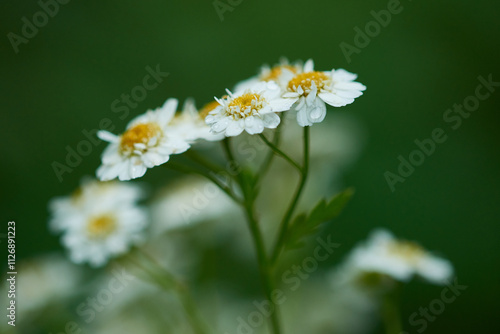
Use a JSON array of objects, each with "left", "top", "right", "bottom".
[
  {"left": 234, "top": 58, "right": 301, "bottom": 92},
  {"left": 168, "top": 98, "right": 224, "bottom": 143},
  {"left": 332, "top": 229, "right": 453, "bottom": 288},
  {"left": 49, "top": 179, "right": 147, "bottom": 267},
  {"left": 97, "top": 98, "right": 190, "bottom": 181},
  {"left": 206, "top": 81, "right": 294, "bottom": 137},
  {"left": 283, "top": 59, "right": 366, "bottom": 127}
]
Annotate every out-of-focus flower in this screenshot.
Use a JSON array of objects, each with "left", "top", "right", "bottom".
[
  {"left": 97, "top": 98, "right": 190, "bottom": 181},
  {"left": 234, "top": 58, "right": 301, "bottom": 92},
  {"left": 282, "top": 59, "right": 366, "bottom": 127},
  {"left": 49, "top": 177, "right": 143, "bottom": 232},
  {"left": 324, "top": 229, "right": 453, "bottom": 333},
  {"left": 338, "top": 229, "right": 454, "bottom": 285},
  {"left": 1, "top": 254, "right": 82, "bottom": 314},
  {"left": 150, "top": 176, "right": 239, "bottom": 234},
  {"left": 206, "top": 81, "right": 295, "bottom": 137},
  {"left": 49, "top": 179, "right": 147, "bottom": 267},
  {"left": 168, "top": 98, "right": 225, "bottom": 143}
]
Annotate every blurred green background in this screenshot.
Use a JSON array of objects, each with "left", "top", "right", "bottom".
[{"left": 1, "top": 0, "right": 499, "bottom": 333}]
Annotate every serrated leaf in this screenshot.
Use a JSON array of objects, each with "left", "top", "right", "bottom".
[{"left": 284, "top": 188, "right": 354, "bottom": 251}]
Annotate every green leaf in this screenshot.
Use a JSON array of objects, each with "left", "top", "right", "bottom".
[{"left": 284, "top": 188, "right": 354, "bottom": 251}]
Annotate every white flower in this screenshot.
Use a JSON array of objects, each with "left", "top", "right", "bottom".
[
  {"left": 283, "top": 59, "right": 366, "bottom": 127},
  {"left": 49, "top": 177, "right": 142, "bottom": 232},
  {"left": 336, "top": 229, "right": 454, "bottom": 286},
  {"left": 167, "top": 98, "right": 224, "bottom": 143},
  {"left": 234, "top": 58, "right": 301, "bottom": 92},
  {"left": 97, "top": 98, "right": 190, "bottom": 181},
  {"left": 205, "top": 81, "right": 294, "bottom": 137},
  {"left": 49, "top": 179, "right": 147, "bottom": 267}
]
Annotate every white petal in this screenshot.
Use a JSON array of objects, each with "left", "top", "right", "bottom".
[
  {"left": 335, "top": 82, "right": 367, "bottom": 91},
  {"left": 269, "top": 97, "right": 297, "bottom": 112},
  {"left": 261, "top": 113, "right": 281, "bottom": 128},
  {"left": 234, "top": 77, "right": 260, "bottom": 93},
  {"left": 282, "top": 92, "right": 300, "bottom": 98},
  {"left": 158, "top": 98, "right": 178, "bottom": 124},
  {"left": 128, "top": 161, "right": 147, "bottom": 180},
  {"left": 332, "top": 69, "right": 358, "bottom": 81},
  {"left": 303, "top": 59, "right": 314, "bottom": 73},
  {"left": 118, "top": 160, "right": 133, "bottom": 181},
  {"left": 335, "top": 89, "right": 364, "bottom": 99},
  {"left": 308, "top": 100, "right": 327, "bottom": 123},
  {"left": 318, "top": 92, "right": 353, "bottom": 107},
  {"left": 416, "top": 256, "right": 454, "bottom": 284},
  {"left": 97, "top": 130, "right": 119, "bottom": 143},
  {"left": 182, "top": 97, "right": 198, "bottom": 117},
  {"left": 245, "top": 116, "right": 264, "bottom": 134},
  {"left": 142, "top": 151, "right": 168, "bottom": 167},
  {"left": 296, "top": 108, "right": 312, "bottom": 127},
  {"left": 212, "top": 117, "right": 230, "bottom": 133},
  {"left": 306, "top": 83, "right": 318, "bottom": 105},
  {"left": 225, "top": 120, "right": 244, "bottom": 137}
]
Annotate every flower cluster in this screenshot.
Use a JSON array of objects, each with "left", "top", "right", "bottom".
[{"left": 96, "top": 58, "right": 366, "bottom": 181}]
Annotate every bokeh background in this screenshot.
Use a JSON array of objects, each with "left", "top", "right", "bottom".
[{"left": 1, "top": 0, "right": 499, "bottom": 333}]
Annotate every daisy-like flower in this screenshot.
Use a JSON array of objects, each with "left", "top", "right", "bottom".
[
  {"left": 334, "top": 229, "right": 454, "bottom": 287},
  {"left": 167, "top": 98, "right": 224, "bottom": 142},
  {"left": 97, "top": 98, "right": 190, "bottom": 181},
  {"left": 206, "top": 81, "right": 295, "bottom": 137},
  {"left": 49, "top": 179, "right": 147, "bottom": 267},
  {"left": 283, "top": 59, "right": 366, "bottom": 127},
  {"left": 234, "top": 58, "right": 301, "bottom": 92}
]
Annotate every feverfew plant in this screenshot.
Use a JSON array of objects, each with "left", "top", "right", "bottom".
[{"left": 47, "top": 58, "right": 453, "bottom": 334}]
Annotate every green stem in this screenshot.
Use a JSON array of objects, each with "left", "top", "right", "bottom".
[
  {"left": 163, "top": 162, "right": 243, "bottom": 204},
  {"left": 125, "top": 251, "right": 208, "bottom": 334},
  {"left": 382, "top": 287, "right": 403, "bottom": 334},
  {"left": 258, "top": 133, "right": 301, "bottom": 172},
  {"left": 243, "top": 197, "right": 282, "bottom": 334},
  {"left": 222, "top": 138, "right": 237, "bottom": 165},
  {"left": 258, "top": 116, "right": 285, "bottom": 179},
  {"left": 270, "top": 126, "right": 310, "bottom": 265},
  {"left": 225, "top": 137, "right": 282, "bottom": 334},
  {"left": 186, "top": 149, "right": 226, "bottom": 174}
]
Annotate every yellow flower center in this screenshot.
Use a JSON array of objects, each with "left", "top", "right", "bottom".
[
  {"left": 87, "top": 215, "right": 117, "bottom": 239},
  {"left": 388, "top": 241, "right": 425, "bottom": 262},
  {"left": 225, "top": 93, "right": 266, "bottom": 120},
  {"left": 120, "top": 123, "right": 161, "bottom": 153},
  {"left": 199, "top": 100, "right": 221, "bottom": 120},
  {"left": 287, "top": 71, "right": 329, "bottom": 95},
  {"left": 261, "top": 65, "right": 297, "bottom": 81}
]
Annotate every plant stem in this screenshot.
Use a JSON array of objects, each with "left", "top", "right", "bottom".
[
  {"left": 258, "top": 133, "right": 302, "bottom": 172},
  {"left": 186, "top": 149, "right": 226, "bottom": 174},
  {"left": 243, "top": 196, "right": 282, "bottom": 334},
  {"left": 163, "top": 162, "right": 242, "bottom": 204},
  {"left": 224, "top": 137, "right": 282, "bottom": 334},
  {"left": 382, "top": 287, "right": 403, "bottom": 334},
  {"left": 125, "top": 251, "right": 208, "bottom": 334},
  {"left": 270, "top": 126, "right": 310, "bottom": 265},
  {"left": 258, "top": 117, "right": 285, "bottom": 179}
]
